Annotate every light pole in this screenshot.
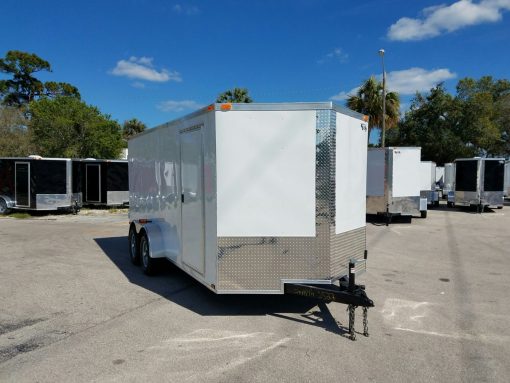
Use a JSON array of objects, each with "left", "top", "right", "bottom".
[{"left": 379, "top": 49, "right": 386, "bottom": 147}]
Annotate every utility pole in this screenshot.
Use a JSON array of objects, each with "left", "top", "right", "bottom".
[{"left": 379, "top": 49, "right": 386, "bottom": 148}]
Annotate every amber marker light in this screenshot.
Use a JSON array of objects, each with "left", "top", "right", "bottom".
[
  {"left": 220, "top": 103, "right": 232, "bottom": 111},
  {"left": 363, "top": 115, "right": 369, "bottom": 122}
]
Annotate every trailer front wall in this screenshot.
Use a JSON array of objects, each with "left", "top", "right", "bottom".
[
  {"left": 215, "top": 108, "right": 367, "bottom": 292},
  {"left": 392, "top": 149, "right": 421, "bottom": 198}
]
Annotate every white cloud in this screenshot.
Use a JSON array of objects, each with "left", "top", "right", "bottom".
[
  {"left": 330, "top": 87, "right": 359, "bottom": 101},
  {"left": 330, "top": 67, "right": 456, "bottom": 101},
  {"left": 385, "top": 67, "right": 457, "bottom": 94},
  {"left": 173, "top": 3, "right": 200, "bottom": 15},
  {"left": 157, "top": 100, "right": 204, "bottom": 112},
  {"left": 388, "top": 0, "right": 510, "bottom": 41},
  {"left": 111, "top": 56, "right": 182, "bottom": 82},
  {"left": 318, "top": 48, "right": 349, "bottom": 64}
]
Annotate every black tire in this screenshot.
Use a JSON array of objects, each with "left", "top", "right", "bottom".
[
  {"left": 447, "top": 201, "right": 453, "bottom": 208},
  {"left": 497, "top": 206, "right": 503, "bottom": 209},
  {"left": 434, "top": 201, "right": 440, "bottom": 207},
  {"left": 140, "top": 232, "right": 156, "bottom": 275},
  {"left": 420, "top": 210, "right": 427, "bottom": 218},
  {"left": 129, "top": 226, "right": 140, "bottom": 265},
  {"left": 0, "top": 197, "right": 10, "bottom": 215}
]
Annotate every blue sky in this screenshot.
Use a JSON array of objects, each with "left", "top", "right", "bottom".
[{"left": 1, "top": 0, "right": 510, "bottom": 138}]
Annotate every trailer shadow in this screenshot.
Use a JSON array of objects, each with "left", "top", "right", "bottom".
[{"left": 94, "top": 236, "right": 351, "bottom": 337}]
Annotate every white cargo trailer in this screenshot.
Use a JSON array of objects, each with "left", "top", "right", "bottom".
[
  {"left": 420, "top": 161, "right": 439, "bottom": 207},
  {"left": 505, "top": 160, "right": 510, "bottom": 197},
  {"left": 435, "top": 166, "right": 444, "bottom": 188},
  {"left": 128, "top": 102, "right": 373, "bottom": 339},
  {"left": 444, "top": 162, "right": 455, "bottom": 204},
  {"left": 366, "top": 147, "right": 427, "bottom": 222},
  {"left": 453, "top": 158, "right": 505, "bottom": 210}
]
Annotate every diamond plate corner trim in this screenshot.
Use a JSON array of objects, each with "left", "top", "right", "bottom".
[
  {"left": 330, "top": 226, "right": 366, "bottom": 277},
  {"left": 216, "top": 109, "right": 365, "bottom": 291}
]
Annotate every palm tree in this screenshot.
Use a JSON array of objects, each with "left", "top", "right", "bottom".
[
  {"left": 122, "top": 118, "right": 147, "bottom": 140},
  {"left": 346, "top": 76, "right": 400, "bottom": 145},
  {"left": 216, "top": 87, "right": 253, "bottom": 103}
]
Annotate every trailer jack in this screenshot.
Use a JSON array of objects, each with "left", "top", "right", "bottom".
[{"left": 284, "top": 262, "right": 374, "bottom": 341}]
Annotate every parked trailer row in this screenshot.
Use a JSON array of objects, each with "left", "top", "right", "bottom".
[{"left": 0, "top": 157, "right": 128, "bottom": 215}]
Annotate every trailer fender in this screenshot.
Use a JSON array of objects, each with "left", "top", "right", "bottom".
[
  {"left": 135, "top": 220, "right": 179, "bottom": 260},
  {"left": 0, "top": 195, "right": 15, "bottom": 208}
]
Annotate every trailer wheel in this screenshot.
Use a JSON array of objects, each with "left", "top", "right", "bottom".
[
  {"left": 129, "top": 226, "right": 140, "bottom": 265},
  {"left": 140, "top": 232, "right": 156, "bottom": 275},
  {"left": 0, "top": 198, "right": 10, "bottom": 215},
  {"left": 447, "top": 201, "right": 453, "bottom": 208},
  {"left": 420, "top": 210, "right": 427, "bottom": 218}
]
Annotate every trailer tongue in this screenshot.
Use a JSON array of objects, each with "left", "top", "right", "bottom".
[{"left": 285, "top": 260, "right": 374, "bottom": 340}]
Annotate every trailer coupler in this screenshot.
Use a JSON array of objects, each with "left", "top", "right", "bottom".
[{"left": 284, "top": 263, "right": 374, "bottom": 341}]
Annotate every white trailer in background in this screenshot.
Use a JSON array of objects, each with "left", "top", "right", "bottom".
[
  {"left": 505, "top": 160, "right": 510, "bottom": 198},
  {"left": 452, "top": 157, "right": 505, "bottom": 211},
  {"left": 366, "top": 147, "right": 427, "bottom": 222},
  {"left": 435, "top": 166, "right": 444, "bottom": 188},
  {"left": 420, "top": 161, "right": 439, "bottom": 207},
  {"left": 444, "top": 162, "right": 455, "bottom": 204},
  {"left": 128, "top": 102, "right": 374, "bottom": 340}
]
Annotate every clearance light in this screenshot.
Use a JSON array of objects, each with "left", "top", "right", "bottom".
[
  {"left": 363, "top": 115, "right": 369, "bottom": 122},
  {"left": 220, "top": 103, "right": 232, "bottom": 111},
  {"left": 207, "top": 104, "right": 214, "bottom": 111},
  {"left": 139, "top": 219, "right": 151, "bottom": 224}
]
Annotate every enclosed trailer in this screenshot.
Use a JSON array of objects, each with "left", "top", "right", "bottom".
[
  {"left": 128, "top": 102, "right": 373, "bottom": 339},
  {"left": 78, "top": 159, "right": 129, "bottom": 206},
  {"left": 420, "top": 161, "right": 439, "bottom": 206},
  {"left": 435, "top": 166, "right": 444, "bottom": 188},
  {"left": 366, "top": 147, "right": 427, "bottom": 221},
  {"left": 453, "top": 158, "right": 505, "bottom": 209},
  {"left": 443, "top": 162, "right": 455, "bottom": 202},
  {"left": 505, "top": 160, "right": 510, "bottom": 198},
  {"left": 0, "top": 157, "right": 79, "bottom": 214}
]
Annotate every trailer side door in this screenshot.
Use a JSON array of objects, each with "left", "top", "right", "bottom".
[{"left": 180, "top": 127, "right": 205, "bottom": 275}]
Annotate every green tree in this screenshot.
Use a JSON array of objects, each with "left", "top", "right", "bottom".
[
  {"left": 387, "top": 84, "right": 470, "bottom": 164},
  {"left": 122, "top": 118, "right": 147, "bottom": 140},
  {"left": 346, "top": 76, "right": 400, "bottom": 145},
  {"left": 0, "top": 50, "right": 80, "bottom": 107},
  {"left": 0, "top": 106, "right": 35, "bottom": 156},
  {"left": 29, "top": 97, "right": 123, "bottom": 159},
  {"left": 216, "top": 87, "right": 253, "bottom": 103}
]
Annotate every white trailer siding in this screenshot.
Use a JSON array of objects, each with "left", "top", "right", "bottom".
[
  {"left": 215, "top": 110, "right": 316, "bottom": 237},
  {"left": 444, "top": 163, "right": 454, "bottom": 193},
  {"left": 366, "top": 149, "right": 385, "bottom": 197},
  {"left": 419, "top": 161, "right": 436, "bottom": 191},
  {"left": 392, "top": 148, "right": 421, "bottom": 198},
  {"left": 335, "top": 112, "right": 367, "bottom": 234}
]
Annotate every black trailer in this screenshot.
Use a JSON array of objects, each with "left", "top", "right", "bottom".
[
  {"left": 452, "top": 158, "right": 505, "bottom": 210},
  {"left": 77, "top": 159, "right": 129, "bottom": 207},
  {"left": 0, "top": 157, "right": 80, "bottom": 214}
]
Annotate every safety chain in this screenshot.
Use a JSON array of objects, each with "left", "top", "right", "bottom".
[
  {"left": 363, "top": 306, "right": 369, "bottom": 337},
  {"left": 348, "top": 304, "right": 356, "bottom": 341}
]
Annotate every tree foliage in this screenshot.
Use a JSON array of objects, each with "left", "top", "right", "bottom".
[
  {"left": 29, "top": 97, "right": 123, "bottom": 159},
  {"left": 122, "top": 118, "right": 147, "bottom": 140},
  {"left": 346, "top": 76, "right": 400, "bottom": 144},
  {"left": 0, "top": 107, "right": 35, "bottom": 156},
  {"left": 387, "top": 77, "right": 510, "bottom": 164},
  {"left": 0, "top": 50, "right": 80, "bottom": 107},
  {"left": 216, "top": 87, "right": 253, "bottom": 103}
]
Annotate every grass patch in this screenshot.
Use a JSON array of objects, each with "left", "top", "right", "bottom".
[{"left": 7, "top": 212, "right": 31, "bottom": 219}]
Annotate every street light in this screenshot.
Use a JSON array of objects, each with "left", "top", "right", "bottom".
[{"left": 379, "top": 49, "right": 386, "bottom": 148}]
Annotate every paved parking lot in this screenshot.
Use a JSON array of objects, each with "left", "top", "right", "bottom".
[{"left": 1, "top": 204, "right": 509, "bottom": 382}]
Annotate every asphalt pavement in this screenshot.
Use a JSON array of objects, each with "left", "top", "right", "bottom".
[{"left": 0, "top": 204, "right": 509, "bottom": 382}]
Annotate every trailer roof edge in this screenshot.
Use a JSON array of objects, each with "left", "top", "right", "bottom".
[{"left": 130, "top": 102, "right": 366, "bottom": 140}]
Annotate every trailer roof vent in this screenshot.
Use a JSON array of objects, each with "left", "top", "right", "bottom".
[{"left": 28, "top": 155, "right": 43, "bottom": 159}]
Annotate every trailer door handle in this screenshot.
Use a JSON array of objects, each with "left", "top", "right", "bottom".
[{"left": 181, "top": 193, "right": 184, "bottom": 203}]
